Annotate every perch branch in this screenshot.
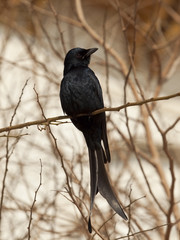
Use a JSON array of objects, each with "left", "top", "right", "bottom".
[{"left": 0, "top": 91, "right": 179, "bottom": 134}]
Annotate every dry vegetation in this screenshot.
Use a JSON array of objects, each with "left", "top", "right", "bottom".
[{"left": 0, "top": 0, "right": 180, "bottom": 239}]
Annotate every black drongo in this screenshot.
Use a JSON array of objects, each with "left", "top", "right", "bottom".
[{"left": 60, "top": 47, "right": 127, "bottom": 232}]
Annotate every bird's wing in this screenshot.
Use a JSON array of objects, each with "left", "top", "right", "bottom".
[
  {"left": 60, "top": 67, "right": 104, "bottom": 115},
  {"left": 101, "top": 112, "right": 111, "bottom": 163}
]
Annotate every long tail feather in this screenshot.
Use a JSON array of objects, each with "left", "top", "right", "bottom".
[
  {"left": 96, "top": 147, "right": 127, "bottom": 220},
  {"left": 87, "top": 148, "right": 98, "bottom": 233}
]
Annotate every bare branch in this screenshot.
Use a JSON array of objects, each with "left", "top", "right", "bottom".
[
  {"left": 0, "top": 91, "right": 179, "bottom": 134},
  {"left": 27, "top": 159, "right": 43, "bottom": 240}
]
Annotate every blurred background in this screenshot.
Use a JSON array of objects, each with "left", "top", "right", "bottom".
[{"left": 0, "top": 0, "right": 180, "bottom": 239}]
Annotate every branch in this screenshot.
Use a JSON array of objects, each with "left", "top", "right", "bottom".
[
  {"left": 75, "top": 0, "right": 128, "bottom": 75},
  {"left": 27, "top": 159, "right": 43, "bottom": 240},
  {"left": 0, "top": 91, "right": 179, "bottom": 134},
  {"left": 0, "top": 79, "right": 29, "bottom": 232},
  {"left": 115, "top": 219, "right": 180, "bottom": 240}
]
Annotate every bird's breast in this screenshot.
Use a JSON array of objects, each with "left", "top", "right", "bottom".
[{"left": 60, "top": 67, "right": 103, "bottom": 116}]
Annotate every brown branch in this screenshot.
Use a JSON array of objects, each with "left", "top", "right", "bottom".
[
  {"left": 27, "top": 159, "right": 43, "bottom": 240},
  {"left": 115, "top": 219, "right": 180, "bottom": 240},
  {"left": 75, "top": 0, "right": 128, "bottom": 75},
  {"left": 0, "top": 92, "right": 179, "bottom": 134},
  {"left": 163, "top": 121, "right": 179, "bottom": 239},
  {"left": 0, "top": 79, "right": 29, "bottom": 232},
  {"left": 20, "top": 0, "right": 82, "bottom": 28},
  {"left": 48, "top": 0, "right": 67, "bottom": 55}
]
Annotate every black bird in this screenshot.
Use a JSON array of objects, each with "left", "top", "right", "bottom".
[{"left": 60, "top": 47, "right": 127, "bottom": 232}]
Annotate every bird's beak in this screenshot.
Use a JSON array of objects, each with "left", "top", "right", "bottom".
[{"left": 82, "top": 48, "right": 98, "bottom": 59}]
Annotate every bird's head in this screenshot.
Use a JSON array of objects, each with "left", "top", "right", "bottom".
[{"left": 63, "top": 47, "right": 98, "bottom": 75}]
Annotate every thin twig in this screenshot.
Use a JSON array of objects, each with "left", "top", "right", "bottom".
[
  {"left": 27, "top": 159, "right": 43, "bottom": 240},
  {"left": 115, "top": 220, "right": 180, "bottom": 240},
  {"left": 0, "top": 79, "right": 29, "bottom": 232},
  {"left": 0, "top": 91, "right": 179, "bottom": 134}
]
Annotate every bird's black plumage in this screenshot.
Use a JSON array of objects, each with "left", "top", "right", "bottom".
[{"left": 60, "top": 47, "right": 127, "bottom": 232}]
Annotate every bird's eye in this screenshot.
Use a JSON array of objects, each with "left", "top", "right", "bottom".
[{"left": 76, "top": 53, "right": 82, "bottom": 59}]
